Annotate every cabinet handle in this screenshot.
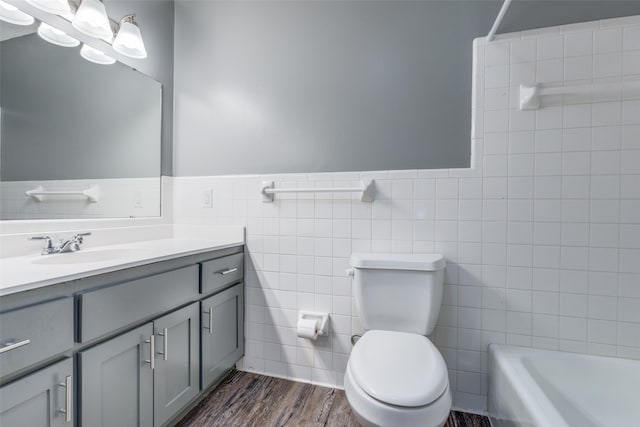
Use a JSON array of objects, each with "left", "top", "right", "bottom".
[
  {"left": 157, "top": 328, "right": 168, "bottom": 361},
  {"left": 216, "top": 267, "right": 238, "bottom": 276},
  {"left": 144, "top": 335, "right": 155, "bottom": 370},
  {"left": 0, "top": 339, "right": 30, "bottom": 354},
  {"left": 202, "top": 307, "right": 213, "bottom": 335},
  {"left": 58, "top": 375, "right": 72, "bottom": 423}
]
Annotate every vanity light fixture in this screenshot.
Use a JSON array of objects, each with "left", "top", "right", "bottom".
[
  {"left": 0, "top": 0, "right": 34, "bottom": 25},
  {"left": 38, "top": 22, "right": 79, "bottom": 47},
  {"left": 72, "top": 0, "right": 112, "bottom": 40},
  {"left": 25, "top": 0, "right": 70, "bottom": 16},
  {"left": 80, "top": 43, "right": 114, "bottom": 65},
  {"left": 112, "top": 14, "right": 146, "bottom": 59}
]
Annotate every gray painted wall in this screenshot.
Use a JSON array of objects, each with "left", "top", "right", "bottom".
[
  {"left": 0, "top": 33, "right": 161, "bottom": 181},
  {"left": 104, "top": 0, "right": 174, "bottom": 176},
  {"left": 173, "top": 0, "right": 640, "bottom": 177}
]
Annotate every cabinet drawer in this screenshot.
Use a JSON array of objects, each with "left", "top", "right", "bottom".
[
  {"left": 78, "top": 265, "right": 199, "bottom": 342},
  {"left": 0, "top": 297, "right": 73, "bottom": 379},
  {"left": 200, "top": 253, "right": 243, "bottom": 295}
]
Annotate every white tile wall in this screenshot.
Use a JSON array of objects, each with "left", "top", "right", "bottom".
[{"left": 172, "top": 16, "right": 640, "bottom": 413}]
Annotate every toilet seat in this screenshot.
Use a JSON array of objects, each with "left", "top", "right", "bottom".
[{"left": 350, "top": 330, "right": 448, "bottom": 407}]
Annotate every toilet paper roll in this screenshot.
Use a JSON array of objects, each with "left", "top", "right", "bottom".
[{"left": 297, "top": 318, "right": 319, "bottom": 340}]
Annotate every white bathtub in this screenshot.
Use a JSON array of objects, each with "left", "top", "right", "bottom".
[{"left": 488, "top": 344, "right": 640, "bottom": 427}]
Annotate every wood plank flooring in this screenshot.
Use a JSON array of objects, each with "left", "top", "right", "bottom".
[{"left": 176, "top": 370, "right": 491, "bottom": 427}]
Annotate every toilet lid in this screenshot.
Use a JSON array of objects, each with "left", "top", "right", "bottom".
[{"left": 350, "top": 330, "right": 448, "bottom": 407}]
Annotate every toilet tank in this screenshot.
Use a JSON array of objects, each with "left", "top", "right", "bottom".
[{"left": 350, "top": 253, "right": 446, "bottom": 336}]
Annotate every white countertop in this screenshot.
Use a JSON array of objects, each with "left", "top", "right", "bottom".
[{"left": 0, "top": 235, "right": 244, "bottom": 296}]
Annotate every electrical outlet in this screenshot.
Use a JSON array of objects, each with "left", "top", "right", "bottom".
[
  {"left": 134, "top": 191, "right": 143, "bottom": 208},
  {"left": 202, "top": 189, "right": 213, "bottom": 208}
]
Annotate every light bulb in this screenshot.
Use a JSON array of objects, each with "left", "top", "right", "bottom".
[
  {"left": 25, "top": 0, "right": 71, "bottom": 16},
  {"left": 72, "top": 0, "right": 112, "bottom": 40},
  {"left": 80, "top": 43, "right": 115, "bottom": 65},
  {"left": 38, "top": 22, "right": 79, "bottom": 47},
  {"left": 0, "top": 0, "right": 35, "bottom": 26},
  {"left": 112, "top": 15, "right": 147, "bottom": 59}
]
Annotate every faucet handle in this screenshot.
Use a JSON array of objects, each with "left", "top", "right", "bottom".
[
  {"left": 28, "top": 235, "right": 52, "bottom": 244},
  {"left": 73, "top": 232, "right": 91, "bottom": 244},
  {"left": 28, "top": 236, "right": 54, "bottom": 254}
]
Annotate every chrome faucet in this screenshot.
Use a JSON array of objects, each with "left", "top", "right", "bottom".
[{"left": 29, "top": 232, "right": 91, "bottom": 255}]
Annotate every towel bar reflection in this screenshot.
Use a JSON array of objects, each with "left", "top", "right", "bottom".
[
  {"left": 261, "top": 180, "right": 375, "bottom": 203},
  {"left": 25, "top": 185, "right": 100, "bottom": 202}
]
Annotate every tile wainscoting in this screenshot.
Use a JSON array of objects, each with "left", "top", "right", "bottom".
[{"left": 172, "top": 15, "right": 640, "bottom": 413}]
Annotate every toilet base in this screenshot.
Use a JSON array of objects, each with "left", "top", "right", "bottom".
[{"left": 344, "top": 361, "right": 451, "bottom": 427}]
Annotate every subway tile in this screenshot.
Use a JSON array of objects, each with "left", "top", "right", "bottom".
[
  {"left": 537, "top": 59, "right": 564, "bottom": 83},
  {"left": 562, "top": 128, "right": 592, "bottom": 152},
  {"left": 623, "top": 50, "right": 640, "bottom": 76},
  {"left": 532, "top": 268, "right": 560, "bottom": 292},
  {"left": 565, "top": 31, "right": 593, "bottom": 57},
  {"left": 511, "top": 38, "right": 537, "bottom": 63},
  {"left": 623, "top": 100, "right": 640, "bottom": 124},
  {"left": 594, "top": 28, "right": 623, "bottom": 54},
  {"left": 533, "top": 245, "right": 561, "bottom": 269},
  {"left": 622, "top": 150, "right": 640, "bottom": 174},
  {"left": 562, "top": 175, "right": 590, "bottom": 199},
  {"left": 564, "top": 56, "right": 593, "bottom": 81},
  {"left": 588, "top": 296, "right": 618, "bottom": 321},
  {"left": 537, "top": 35, "right": 564, "bottom": 60},
  {"left": 623, "top": 26, "right": 640, "bottom": 51}
]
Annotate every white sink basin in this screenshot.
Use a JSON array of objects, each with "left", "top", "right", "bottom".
[{"left": 31, "top": 249, "right": 141, "bottom": 265}]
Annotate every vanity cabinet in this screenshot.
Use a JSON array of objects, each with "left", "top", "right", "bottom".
[
  {"left": 79, "top": 323, "right": 154, "bottom": 427},
  {"left": 153, "top": 303, "right": 200, "bottom": 427},
  {"left": 1, "top": 245, "right": 245, "bottom": 427},
  {"left": 79, "top": 302, "right": 201, "bottom": 427},
  {"left": 77, "top": 266, "right": 199, "bottom": 343},
  {"left": 0, "top": 358, "right": 73, "bottom": 427},
  {"left": 201, "top": 283, "right": 244, "bottom": 389},
  {"left": 0, "top": 297, "right": 73, "bottom": 379}
]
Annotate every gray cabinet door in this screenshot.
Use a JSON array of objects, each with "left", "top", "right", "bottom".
[
  {"left": 153, "top": 303, "right": 199, "bottom": 427},
  {"left": 0, "top": 358, "right": 73, "bottom": 427},
  {"left": 79, "top": 323, "right": 153, "bottom": 427},
  {"left": 201, "top": 283, "right": 244, "bottom": 389}
]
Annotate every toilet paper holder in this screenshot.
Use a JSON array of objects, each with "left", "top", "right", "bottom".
[{"left": 298, "top": 311, "right": 330, "bottom": 336}]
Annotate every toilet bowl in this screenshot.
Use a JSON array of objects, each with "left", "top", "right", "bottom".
[
  {"left": 343, "top": 330, "right": 451, "bottom": 427},
  {"left": 344, "top": 253, "right": 451, "bottom": 427}
]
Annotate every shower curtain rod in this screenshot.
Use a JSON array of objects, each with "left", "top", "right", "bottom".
[{"left": 487, "top": 0, "right": 513, "bottom": 42}]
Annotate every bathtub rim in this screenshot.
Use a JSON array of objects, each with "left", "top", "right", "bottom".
[
  {"left": 488, "top": 344, "right": 640, "bottom": 427},
  {"left": 488, "top": 344, "right": 569, "bottom": 427}
]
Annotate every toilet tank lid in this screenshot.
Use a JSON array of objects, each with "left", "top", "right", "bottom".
[{"left": 350, "top": 253, "right": 445, "bottom": 271}]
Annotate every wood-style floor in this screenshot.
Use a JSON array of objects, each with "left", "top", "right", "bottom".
[{"left": 176, "top": 370, "right": 491, "bottom": 427}]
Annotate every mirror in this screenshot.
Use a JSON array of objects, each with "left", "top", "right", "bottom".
[{"left": 0, "top": 19, "right": 161, "bottom": 220}]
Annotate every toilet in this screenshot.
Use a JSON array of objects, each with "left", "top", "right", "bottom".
[{"left": 344, "top": 253, "right": 451, "bottom": 427}]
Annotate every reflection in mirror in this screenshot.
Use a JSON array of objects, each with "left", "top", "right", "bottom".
[{"left": 0, "top": 18, "right": 161, "bottom": 220}]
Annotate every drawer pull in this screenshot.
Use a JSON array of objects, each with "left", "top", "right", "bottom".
[
  {"left": 0, "top": 339, "right": 30, "bottom": 354},
  {"left": 157, "top": 328, "right": 168, "bottom": 361},
  {"left": 203, "top": 307, "right": 213, "bottom": 335},
  {"left": 58, "top": 375, "right": 72, "bottom": 423},
  {"left": 144, "top": 335, "right": 155, "bottom": 370},
  {"left": 216, "top": 267, "right": 238, "bottom": 276}
]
